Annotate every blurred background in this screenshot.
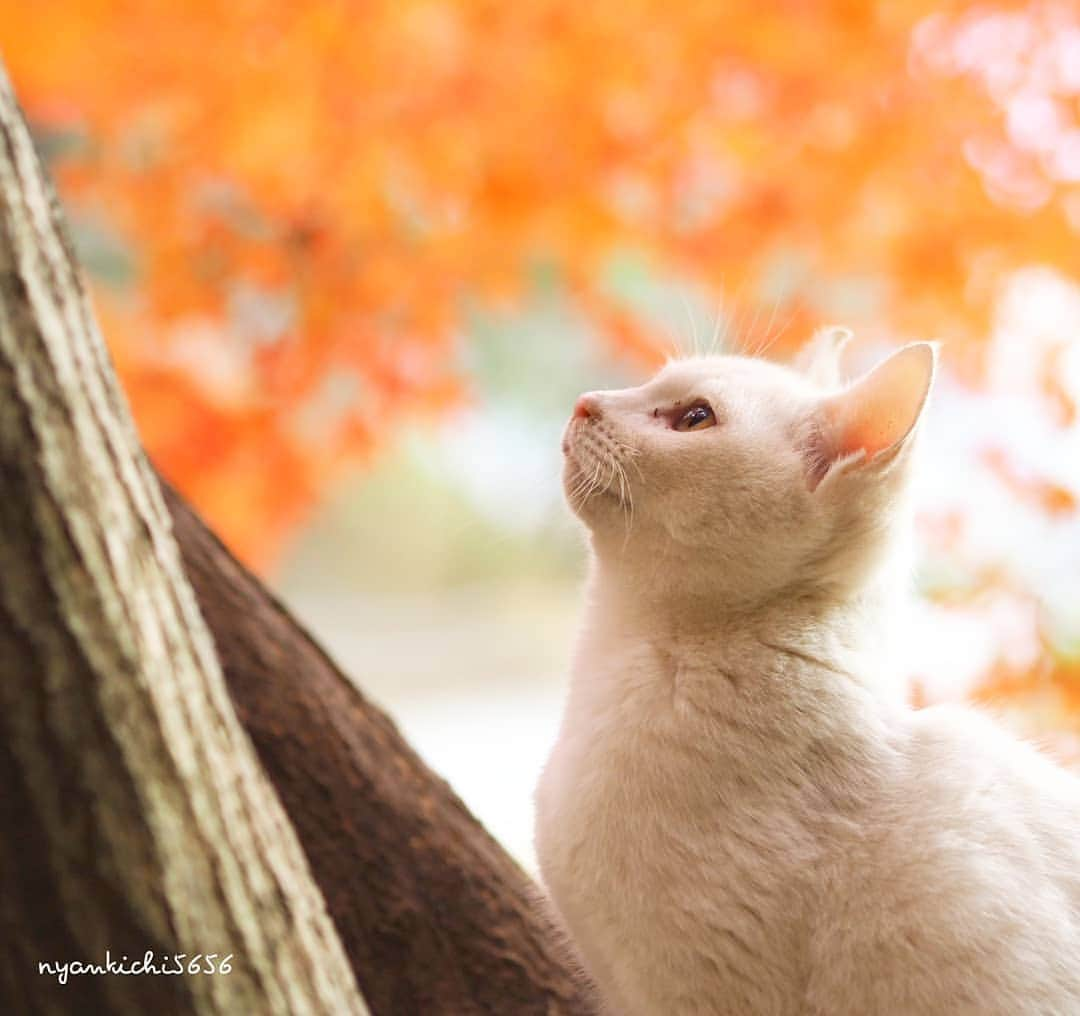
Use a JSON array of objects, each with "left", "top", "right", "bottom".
[{"left": 5, "top": 0, "right": 1080, "bottom": 868}]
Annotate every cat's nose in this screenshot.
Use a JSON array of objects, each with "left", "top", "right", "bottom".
[{"left": 573, "top": 394, "right": 601, "bottom": 421}]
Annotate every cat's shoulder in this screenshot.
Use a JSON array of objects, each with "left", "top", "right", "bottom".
[{"left": 903, "top": 701, "right": 1080, "bottom": 807}]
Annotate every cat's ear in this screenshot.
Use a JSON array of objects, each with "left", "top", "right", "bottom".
[
  {"left": 794, "top": 326, "right": 853, "bottom": 388},
  {"left": 805, "top": 342, "right": 937, "bottom": 491}
]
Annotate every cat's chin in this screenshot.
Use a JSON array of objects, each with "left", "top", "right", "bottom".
[{"left": 562, "top": 453, "right": 624, "bottom": 517}]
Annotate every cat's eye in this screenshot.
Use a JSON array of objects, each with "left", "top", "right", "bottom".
[{"left": 673, "top": 402, "right": 716, "bottom": 432}]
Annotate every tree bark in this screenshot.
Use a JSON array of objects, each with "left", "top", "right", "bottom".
[
  {"left": 163, "top": 480, "right": 594, "bottom": 1016},
  {"left": 0, "top": 58, "right": 593, "bottom": 1016},
  {"left": 0, "top": 62, "right": 367, "bottom": 1015}
]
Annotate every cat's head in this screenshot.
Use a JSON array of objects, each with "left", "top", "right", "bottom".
[{"left": 563, "top": 329, "right": 936, "bottom": 609}]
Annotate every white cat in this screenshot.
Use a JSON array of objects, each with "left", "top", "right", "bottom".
[{"left": 534, "top": 330, "right": 1080, "bottom": 1016}]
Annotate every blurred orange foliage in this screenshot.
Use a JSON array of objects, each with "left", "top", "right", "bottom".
[{"left": 5, "top": 1, "right": 1080, "bottom": 567}]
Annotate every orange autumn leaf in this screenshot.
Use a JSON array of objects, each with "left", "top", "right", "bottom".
[
  {"left": 972, "top": 654, "right": 1080, "bottom": 759},
  {"left": 981, "top": 447, "right": 1078, "bottom": 518},
  {"left": 1042, "top": 341, "right": 1078, "bottom": 429},
  {"left": 5, "top": 0, "right": 1080, "bottom": 569}
]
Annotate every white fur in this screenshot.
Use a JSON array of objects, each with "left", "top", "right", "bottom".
[{"left": 534, "top": 336, "right": 1080, "bottom": 1015}]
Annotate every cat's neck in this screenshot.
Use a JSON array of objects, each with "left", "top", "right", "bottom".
[
  {"left": 585, "top": 554, "right": 900, "bottom": 669},
  {"left": 574, "top": 554, "right": 908, "bottom": 775}
]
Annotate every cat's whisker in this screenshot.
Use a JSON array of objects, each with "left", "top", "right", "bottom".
[
  {"left": 716, "top": 276, "right": 732, "bottom": 353},
  {"left": 610, "top": 435, "right": 642, "bottom": 460},
  {"left": 760, "top": 306, "right": 797, "bottom": 361},
  {"left": 707, "top": 294, "right": 726, "bottom": 357},
  {"left": 760, "top": 296, "right": 781, "bottom": 358},
  {"left": 605, "top": 436, "right": 644, "bottom": 486},
  {"left": 581, "top": 461, "right": 604, "bottom": 503},
  {"left": 752, "top": 299, "right": 788, "bottom": 361},
  {"left": 565, "top": 430, "right": 640, "bottom": 530},
  {"left": 616, "top": 460, "right": 635, "bottom": 546},
  {"left": 661, "top": 302, "right": 690, "bottom": 360},
  {"left": 745, "top": 301, "right": 766, "bottom": 358},
  {"left": 566, "top": 455, "right": 603, "bottom": 506},
  {"left": 616, "top": 445, "right": 645, "bottom": 482},
  {"left": 616, "top": 463, "right": 629, "bottom": 512},
  {"left": 604, "top": 454, "right": 620, "bottom": 497},
  {"left": 732, "top": 286, "right": 753, "bottom": 356},
  {"left": 564, "top": 459, "right": 589, "bottom": 502},
  {"left": 679, "top": 290, "right": 700, "bottom": 358}
]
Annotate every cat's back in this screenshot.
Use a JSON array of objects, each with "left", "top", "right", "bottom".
[
  {"left": 806, "top": 704, "right": 1080, "bottom": 1015},
  {"left": 901, "top": 703, "right": 1080, "bottom": 914}
]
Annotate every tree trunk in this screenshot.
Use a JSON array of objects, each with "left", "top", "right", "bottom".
[
  {"left": 0, "top": 62, "right": 367, "bottom": 1016},
  {"left": 163, "top": 480, "right": 594, "bottom": 1016},
  {"left": 0, "top": 59, "right": 592, "bottom": 1016}
]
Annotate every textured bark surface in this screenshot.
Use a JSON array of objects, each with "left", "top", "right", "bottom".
[
  {"left": 0, "top": 62, "right": 367, "bottom": 1016},
  {"left": 166, "top": 480, "right": 596, "bottom": 1016}
]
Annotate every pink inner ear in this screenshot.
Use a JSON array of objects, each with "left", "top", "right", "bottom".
[{"left": 824, "top": 342, "right": 935, "bottom": 463}]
